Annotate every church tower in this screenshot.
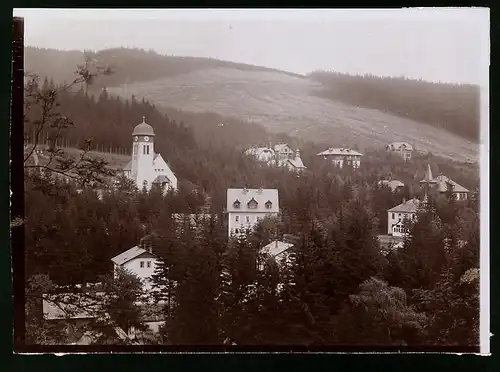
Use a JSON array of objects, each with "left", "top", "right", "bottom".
[{"left": 131, "top": 116, "right": 155, "bottom": 190}]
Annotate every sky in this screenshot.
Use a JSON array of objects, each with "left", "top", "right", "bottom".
[{"left": 14, "top": 8, "right": 489, "bottom": 85}]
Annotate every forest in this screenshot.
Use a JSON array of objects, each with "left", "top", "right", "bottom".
[
  {"left": 25, "top": 46, "right": 480, "bottom": 144},
  {"left": 309, "top": 71, "right": 480, "bottom": 143},
  {"left": 22, "top": 65, "right": 480, "bottom": 348}
]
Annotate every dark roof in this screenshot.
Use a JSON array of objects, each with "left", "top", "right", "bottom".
[{"left": 132, "top": 117, "right": 155, "bottom": 136}]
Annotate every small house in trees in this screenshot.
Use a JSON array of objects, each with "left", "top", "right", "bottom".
[
  {"left": 378, "top": 179, "right": 405, "bottom": 192},
  {"left": 273, "top": 149, "right": 307, "bottom": 173},
  {"left": 317, "top": 148, "right": 363, "bottom": 169},
  {"left": 261, "top": 239, "right": 295, "bottom": 267},
  {"left": 387, "top": 198, "right": 421, "bottom": 237},
  {"left": 111, "top": 239, "right": 158, "bottom": 290},
  {"left": 121, "top": 116, "right": 178, "bottom": 194},
  {"left": 226, "top": 187, "right": 279, "bottom": 237},
  {"left": 419, "top": 164, "right": 470, "bottom": 201},
  {"left": 386, "top": 142, "right": 413, "bottom": 161}
]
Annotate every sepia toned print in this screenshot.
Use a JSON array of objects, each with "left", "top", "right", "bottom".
[{"left": 12, "top": 8, "right": 489, "bottom": 353}]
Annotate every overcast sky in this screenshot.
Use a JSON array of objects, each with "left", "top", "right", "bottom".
[{"left": 14, "top": 8, "right": 489, "bottom": 84}]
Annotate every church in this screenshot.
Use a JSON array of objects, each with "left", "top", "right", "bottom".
[{"left": 122, "top": 117, "right": 178, "bottom": 193}]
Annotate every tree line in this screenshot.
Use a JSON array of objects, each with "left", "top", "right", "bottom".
[
  {"left": 25, "top": 168, "right": 479, "bottom": 346},
  {"left": 309, "top": 71, "right": 480, "bottom": 143}
]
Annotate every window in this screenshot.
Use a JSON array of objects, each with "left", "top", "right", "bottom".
[
  {"left": 246, "top": 216, "right": 250, "bottom": 223},
  {"left": 265, "top": 200, "right": 272, "bottom": 209},
  {"left": 147, "top": 261, "right": 151, "bottom": 268},
  {"left": 235, "top": 216, "right": 239, "bottom": 223},
  {"left": 133, "top": 145, "right": 138, "bottom": 155},
  {"left": 140, "top": 261, "right": 144, "bottom": 268},
  {"left": 398, "top": 213, "right": 401, "bottom": 217},
  {"left": 392, "top": 213, "right": 395, "bottom": 219},
  {"left": 235, "top": 228, "right": 239, "bottom": 234},
  {"left": 247, "top": 198, "right": 258, "bottom": 209},
  {"left": 233, "top": 200, "right": 241, "bottom": 209}
]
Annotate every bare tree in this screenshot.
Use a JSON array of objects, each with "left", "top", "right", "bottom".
[{"left": 23, "top": 52, "right": 115, "bottom": 187}]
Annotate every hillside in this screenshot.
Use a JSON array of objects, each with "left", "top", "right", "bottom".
[
  {"left": 106, "top": 67, "right": 478, "bottom": 163},
  {"left": 309, "top": 71, "right": 480, "bottom": 143},
  {"left": 25, "top": 47, "right": 479, "bottom": 163}
]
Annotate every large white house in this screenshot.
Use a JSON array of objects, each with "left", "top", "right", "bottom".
[
  {"left": 419, "top": 164, "right": 470, "bottom": 200},
  {"left": 122, "top": 117, "right": 178, "bottom": 193},
  {"left": 111, "top": 244, "right": 158, "bottom": 291},
  {"left": 387, "top": 198, "right": 421, "bottom": 237},
  {"left": 317, "top": 148, "right": 363, "bottom": 169},
  {"left": 226, "top": 188, "right": 280, "bottom": 237},
  {"left": 386, "top": 142, "right": 414, "bottom": 161}
]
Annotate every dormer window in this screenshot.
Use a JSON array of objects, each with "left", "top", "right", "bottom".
[
  {"left": 265, "top": 200, "right": 272, "bottom": 209},
  {"left": 233, "top": 200, "right": 241, "bottom": 209},
  {"left": 247, "top": 198, "right": 258, "bottom": 209}
]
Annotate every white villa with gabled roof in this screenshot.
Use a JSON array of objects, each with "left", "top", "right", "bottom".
[
  {"left": 386, "top": 141, "right": 414, "bottom": 161},
  {"left": 317, "top": 148, "right": 363, "bottom": 169},
  {"left": 122, "top": 117, "right": 178, "bottom": 193},
  {"left": 387, "top": 198, "right": 421, "bottom": 237},
  {"left": 226, "top": 188, "right": 279, "bottom": 237}
]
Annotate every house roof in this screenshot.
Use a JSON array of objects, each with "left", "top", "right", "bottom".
[
  {"left": 317, "top": 148, "right": 363, "bottom": 156},
  {"left": 245, "top": 147, "right": 275, "bottom": 161},
  {"left": 152, "top": 175, "right": 171, "bottom": 184},
  {"left": 388, "top": 142, "right": 414, "bottom": 151},
  {"left": 388, "top": 198, "right": 421, "bottom": 213},
  {"left": 433, "top": 175, "right": 470, "bottom": 193},
  {"left": 111, "top": 246, "right": 152, "bottom": 266},
  {"left": 420, "top": 164, "right": 435, "bottom": 184},
  {"left": 43, "top": 292, "right": 105, "bottom": 320},
  {"left": 227, "top": 188, "right": 279, "bottom": 213},
  {"left": 262, "top": 240, "right": 294, "bottom": 257},
  {"left": 287, "top": 156, "right": 306, "bottom": 169},
  {"left": 378, "top": 180, "right": 404, "bottom": 191}
]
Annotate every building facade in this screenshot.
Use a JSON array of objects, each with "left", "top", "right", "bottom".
[
  {"left": 317, "top": 148, "right": 363, "bottom": 169},
  {"left": 122, "top": 117, "right": 178, "bottom": 193},
  {"left": 226, "top": 188, "right": 279, "bottom": 237},
  {"left": 386, "top": 142, "right": 413, "bottom": 161},
  {"left": 111, "top": 245, "right": 158, "bottom": 291},
  {"left": 419, "top": 164, "right": 470, "bottom": 200},
  {"left": 387, "top": 198, "right": 421, "bottom": 237}
]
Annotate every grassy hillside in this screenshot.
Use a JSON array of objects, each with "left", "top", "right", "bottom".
[
  {"left": 25, "top": 46, "right": 479, "bottom": 163},
  {"left": 107, "top": 67, "right": 478, "bottom": 163},
  {"left": 309, "top": 71, "right": 480, "bottom": 143}
]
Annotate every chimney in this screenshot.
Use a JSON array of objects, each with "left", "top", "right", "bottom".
[
  {"left": 402, "top": 197, "right": 406, "bottom": 204},
  {"left": 295, "top": 148, "right": 300, "bottom": 160},
  {"left": 257, "top": 186, "right": 263, "bottom": 194},
  {"left": 242, "top": 187, "right": 248, "bottom": 194}
]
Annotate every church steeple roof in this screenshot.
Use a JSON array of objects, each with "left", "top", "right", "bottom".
[{"left": 132, "top": 116, "right": 155, "bottom": 136}]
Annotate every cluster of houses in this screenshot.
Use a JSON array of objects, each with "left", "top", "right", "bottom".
[
  {"left": 244, "top": 144, "right": 307, "bottom": 172},
  {"left": 244, "top": 140, "right": 418, "bottom": 172},
  {"left": 38, "top": 119, "right": 473, "bottom": 344}
]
